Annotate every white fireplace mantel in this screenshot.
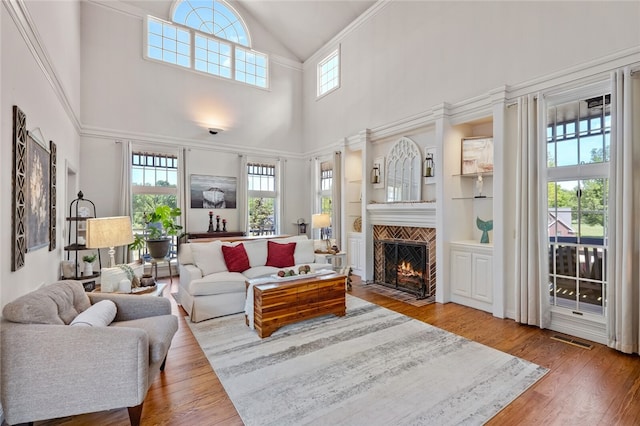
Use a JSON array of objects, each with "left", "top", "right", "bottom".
[{"left": 366, "top": 202, "right": 436, "bottom": 228}]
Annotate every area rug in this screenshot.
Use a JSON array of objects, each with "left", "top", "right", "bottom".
[
  {"left": 358, "top": 281, "right": 435, "bottom": 307},
  {"left": 187, "top": 296, "right": 547, "bottom": 426}
]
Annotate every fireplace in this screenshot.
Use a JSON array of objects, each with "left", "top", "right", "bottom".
[
  {"left": 373, "top": 225, "right": 436, "bottom": 299},
  {"left": 382, "top": 240, "right": 428, "bottom": 298}
]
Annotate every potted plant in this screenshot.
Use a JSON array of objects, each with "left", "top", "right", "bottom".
[
  {"left": 82, "top": 254, "right": 97, "bottom": 276},
  {"left": 144, "top": 205, "right": 183, "bottom": 259}
]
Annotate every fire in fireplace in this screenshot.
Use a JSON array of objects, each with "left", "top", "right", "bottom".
[{"left": 381, "top": 240, "right": 429, "bottom": 298}]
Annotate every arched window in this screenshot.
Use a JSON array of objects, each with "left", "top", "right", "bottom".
[
  {"left": 145, "top": 0, "right": 268, "bottom": 88},
  {"left": 172, "top": 0, "right": 250, "bottom": 46}
]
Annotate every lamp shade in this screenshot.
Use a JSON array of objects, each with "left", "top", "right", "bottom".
[
  {"left": 86, "top": 216, "right": 134, "bottom": 249},
  {"left": 311, "top": 213, "right": 331, "bottom": 229}
]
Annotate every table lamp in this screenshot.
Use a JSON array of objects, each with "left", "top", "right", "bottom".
[
  {"left": 86, "top": 216, "right": 134, "bottom": 267},
  {"left": 312, "top": 213, "right": 331, "bottom": 252}
]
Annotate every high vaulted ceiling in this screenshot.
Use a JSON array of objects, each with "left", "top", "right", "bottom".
[
  {"left": 120, "top": 0, "right": 376, "bottom": 62},
  {"left": 237, "top": 0, "right": 376, "bottom": 61}
]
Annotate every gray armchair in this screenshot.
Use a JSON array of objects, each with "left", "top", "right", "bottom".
[{"left": 0, "top": 280, "right": 179, "bottom": 426}]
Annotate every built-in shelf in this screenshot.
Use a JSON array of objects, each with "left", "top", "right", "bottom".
[
  {"left": 450, "top": 240, "right": 494, "bottom": 249},
  {"left": 452, "top": 196, "right": 493, "bottom": 200},
  {"left": 452, "top": 172, "right": 493, "bottom": 178}
]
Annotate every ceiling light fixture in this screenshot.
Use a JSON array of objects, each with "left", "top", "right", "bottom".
[{"left": 208, "top": 128, "right": 223, "bottom": 135}]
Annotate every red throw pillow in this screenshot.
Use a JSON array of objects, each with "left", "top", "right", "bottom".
[
  {"left": 221, "top": 244, "right": 250, "bottom": 272},
  {"left": 266, "top": 241, "right": 296, "bottom": 268}
]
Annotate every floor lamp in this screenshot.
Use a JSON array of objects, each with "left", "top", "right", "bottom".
[
  {"left": 312, "top": 213, "right": 331, "bottom": 252},
  {"left": 86, "top": 216, "right": 134, "bottom": 268}
]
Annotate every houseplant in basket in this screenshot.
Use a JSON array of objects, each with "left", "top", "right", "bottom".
[{"left": 144, "top": 205, "right": 182, "bottom": 260}]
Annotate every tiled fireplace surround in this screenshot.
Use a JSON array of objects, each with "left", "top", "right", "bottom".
[{"left": 373, "top": 225, "right": 436, "bottom": 298}]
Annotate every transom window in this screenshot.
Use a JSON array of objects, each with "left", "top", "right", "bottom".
[
  {"left": 173, "top": 0, "right": 249, "bottom": 46},
  {"left": 145, "top": 0, "right": 268, "bottom": 89},
  {"left": 317, "top": 48, "right": 340, "bottom": 97},
  {"left": 547, "top": 95, "right": 610, "bottom": 168}
]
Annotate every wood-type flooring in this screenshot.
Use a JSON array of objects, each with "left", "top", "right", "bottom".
[{"left": 26, "top": 276, "right": 640, "bottom": 426}]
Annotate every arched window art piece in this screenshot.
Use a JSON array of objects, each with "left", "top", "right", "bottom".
[{"left": 386, "top": 137, "right": 422, "bottom": 202}]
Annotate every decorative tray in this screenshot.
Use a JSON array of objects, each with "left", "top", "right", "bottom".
[
  {"left": 269, "top": 270, "right": 333, "bottom": 281},
  {"left": 130, "top": 284, "right": 157, "bottom": 295}
]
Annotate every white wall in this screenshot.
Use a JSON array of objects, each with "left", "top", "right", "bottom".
[
  {"left": 80, "top": 1, "right": 303, "bottom": 151},
  {"left": 1, "top": 1, "right": 82, "bottom": 306},
  {"left": 78, "top": 1, "right": 311, "bottom": 242},
  {"left": 302, "top": 1, "right": 640, "bottom": 151}
]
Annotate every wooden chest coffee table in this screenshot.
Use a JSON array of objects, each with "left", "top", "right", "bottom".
[{"left": 248, "top": 273, "right": 346, "bottom": 338}]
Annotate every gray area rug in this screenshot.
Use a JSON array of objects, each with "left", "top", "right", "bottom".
[{"left": 188, "top": 296, "right": 547, "bottom": 426}]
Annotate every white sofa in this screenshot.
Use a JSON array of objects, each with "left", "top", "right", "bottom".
[{"left": 177, "top": 236, "right": 332, "bottom": 322}]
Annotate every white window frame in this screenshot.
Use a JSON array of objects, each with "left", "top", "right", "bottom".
[
  {"left": 143, "top": 14, "right": 269, "bottom": 89},
  {"left": 542, "top": 81, "right": 612, "bottom": 344},
  {"left": 247, "top": 161, "right": 280, "bottom": 235},
  {"left": 317, "top": 47, "right": 340, "bottom": 99}
]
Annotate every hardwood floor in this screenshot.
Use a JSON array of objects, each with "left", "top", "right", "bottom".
[{"left": 32, "top": 276, "right": 640, "bottom": 426}]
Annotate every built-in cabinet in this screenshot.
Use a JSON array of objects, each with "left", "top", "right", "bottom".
[
  {"left": 441, "top": 98, "right": 505, "bottom": 318},
  {"left": 450, "top": 241, "right": 493, "bottom": 313},
  {"left": 344, "top": 146, "right": 365, "bottom": 276},
  {"left": 338, "top": 94, "right": 506, "bottom": 310},
  {"left": 347, "top": 232, "right": 364, "bottom": 272}
]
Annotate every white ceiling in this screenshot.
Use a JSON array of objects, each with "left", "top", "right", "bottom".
[
  {"left": 237, "top": 0, "right": 376, "bottom": 61},
  {"left": 120, "top": 0, "right": 376, "bottom": 62}
]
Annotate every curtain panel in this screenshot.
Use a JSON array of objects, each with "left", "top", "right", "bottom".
[
  {"left": 514, "top": 94, "right": 549, "bottom": 328},
  {"left": 607, "top": 68, "right": 639, "bottom": 354}
]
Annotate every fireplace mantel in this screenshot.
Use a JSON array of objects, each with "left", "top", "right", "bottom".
[{"left": 366, "top": 202, "right": 436, "bottom": 228}]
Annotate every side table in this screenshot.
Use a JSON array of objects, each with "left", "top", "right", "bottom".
[
  {"left": 316, "top": 252, "right": 347, "bottom": 272},
  {"left": 148, "top": 257, "right": 176, "bottom": 284}
]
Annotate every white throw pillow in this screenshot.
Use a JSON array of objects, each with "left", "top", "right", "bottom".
[
  {"left": 272, "top": 238, "right": 315, "bottom": 264},
  {"left": 293, "top": 239, "right": 316, "bottom": 264},
  {"left": 101, "top": 263, "right": 144, "bottom": 293},
  {"left": 178, "top": 243, "right": 194, "bottom": 265},
  {"left": 242, "top": 240, "right": 267, "bottom": 267},
  {"left": 70, "top": 300, "right": 117, "bottom": 327},
  {"left": 191, "top": 240, "right": 227, "bottom": 276}
]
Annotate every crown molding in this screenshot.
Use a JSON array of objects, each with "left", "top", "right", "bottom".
[
  {"left": 506, "top": 46, "right": 640, "bottom": 101},
  {"left": 80, "top": 125, "right": 309, "bottom": 160},
  {"left": 4, "top": 0, "right": 81, "bottom": 133},
  {"left": 304, "top": 0, "right": 391, "bottom": 66}
]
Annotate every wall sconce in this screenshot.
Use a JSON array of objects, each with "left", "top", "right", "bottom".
[
  {"left": 296, "top": 218, "right": 307, "bottom": 235},
  {"left": 371, "top": 164, "right": 381, "bottom": 184},
  {"left": 424, "top": 153, "right": 434, "bottom": 178}
]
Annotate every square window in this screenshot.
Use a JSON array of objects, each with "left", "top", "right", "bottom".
[
  {"left": 317, "top": 48, "right": 340, "bottom": 97},
  {"left": 149, "top": 33, "right": 162, "bottom": 48},
  {"left": 148, "top": 46, "right": 162, "bottom": 60},
  {"left": 177, "top": 55, "right": 190, "bottom": 68},
  {"left": 148, "top": 19, "right": 163, "bottom": 35}
]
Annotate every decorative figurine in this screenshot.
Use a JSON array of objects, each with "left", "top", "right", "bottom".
[
  {"left": 207, "top": 211, "right": 215, "bottom": 233},
  {"left": 475, "top": 174, "right": 485, "bottom": 198},
  {"left": 476, "top": 216, "right": 493, "bottom": 243}
]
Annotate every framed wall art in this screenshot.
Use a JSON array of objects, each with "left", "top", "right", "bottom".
[
  {"left": 190, "top": 174, "right": 237, "bottom": 209},
  {"left": 461, "top": 136, "right": 493, "bottom": 175},
  {"left": 12, "top": 105, "right": 57, "bottom": 271},
  {"left": 26, "top": 130, "right": 51, "bottom": 251}
]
